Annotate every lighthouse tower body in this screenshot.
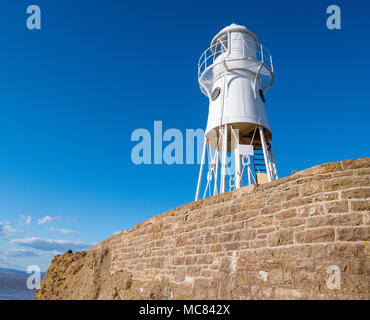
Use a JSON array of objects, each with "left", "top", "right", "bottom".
[{"left": 195, "top": 24, "right": 278, "bottom": 200}]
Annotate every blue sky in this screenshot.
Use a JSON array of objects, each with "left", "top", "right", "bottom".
[{"left": 0, "top": 0, "right": 369, "bottom": 271}]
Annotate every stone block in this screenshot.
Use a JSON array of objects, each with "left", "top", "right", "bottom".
[
  {"left": 325, "top": 201, "right": 348, "bottom": 213},
  {"left": 174, "top": 269, "right": 185, "bottom": 282},
  {"left": 324, "top": 177, "right": 369, "bottom": 192},
  {"left": 204, "top": 234, "right": 218, "bottom": 244},
  {"left": 337, "top": 227, "right": 370, "bottom": 241},
  {"left": 185, "top": 256, "right": 197, "bottom": 265},
  {"left": 249, "top": 239, "right": 267, "bottom": 249},
  {"left": 276, "top": 209, "right": 297, "bottom": 220},
  {"left": 223, "top": 221, "right": 244, "bottom": 232},
  {"left": 342, "top": 158, "right": 370, "bottom": 170},
  {"left": 351, "top": 200, "right": 370, "bottom": 212},
  {"left": 267, "top": 229, "right": 294, "bottom": 246},
  {"left": 300, "top": 181, "right": 323, "bottom": 197},
  {"left": 313, "top": 192, "right": 339, "bottom": 202},
  {"left": 234, "top": 229, "right": 256, "bottom": 241},
  {"left": 311, "top": 244, "right": 327, "bottom": 259},
  {"left": 260, "top": 203, "right": 281, "bottom": 215},
  {"left": 307, "top": 213, "right": 363, "bottom": 228},
  {"left": 274, "top": 287, "right": 306, "bottom": 300},
  {"left": 298, "top": 204, "right": 325, "bottom": 217},
  {"left": 282, "top": 197, "right": 313, "bottom": 209},
  {"left": 280, "top": 218, "right": 306, "bottom": 228},
  {"left": 219, "top": 233, "right": 234, "bottom": 243},
  {"left": 341, "top": 188, "right": 370, "bottom": 199},
  {"left": 296, "top": 228, "right": 335, "bottom": 243},
  {"left": 246, "top": 215, "right": 274, "bottom": 228},
  {"left": 229, "top": 205, "right": 241, "bottom": 215},
  {"left": 197, "top": 254, "right": 213, "bottom": 265},
  {"left": 173, "top": 256, "right": 185, "bottom": 265}
]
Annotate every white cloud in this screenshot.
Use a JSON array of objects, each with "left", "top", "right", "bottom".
[
  {"left": 10, "top": 237, "right": 96, "bottom": 252},
  {"left": 0, "top": 222, "right": 21, "bottom": 236},
  {"left": 19, "top": 215, "right": 32, "bottom": 225},
  {"left": 37, "top": 216, "right": 60, "bottom": 225},
  {"left": 2, "top": 249, "right": 41, "bottom": 259},
  {"left": 113, "top": 231, "right": 120, "bottom": 235},
  {"left": 48, "top": 227, "right": 76, "bottom": 235}
]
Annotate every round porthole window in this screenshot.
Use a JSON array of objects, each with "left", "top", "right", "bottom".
[
  {"left": 259, "top": 89, "right": 266, "bottom": 103},
  {"left": 211, "top": 87, "right": 221, "bottom": 101}
]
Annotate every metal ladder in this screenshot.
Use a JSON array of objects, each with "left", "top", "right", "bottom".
[{"left": 253, "top": 146, "right": 267, "bottom": 174}]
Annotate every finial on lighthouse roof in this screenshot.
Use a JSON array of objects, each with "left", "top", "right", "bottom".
[{"left": 211, "top": 23, "right": 259, "bottom": 47}]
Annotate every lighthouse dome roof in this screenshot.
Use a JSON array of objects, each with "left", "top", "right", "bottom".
[{"left": 210, "top": 23, "right": 259, "bottom": 47}]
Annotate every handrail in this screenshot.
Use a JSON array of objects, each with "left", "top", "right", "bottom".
[{"left": 198, "top": 37, "right": 274, "bottom": 99}]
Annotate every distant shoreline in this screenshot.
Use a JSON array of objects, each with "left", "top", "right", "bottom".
[{"left": 0, "top": 267, "right": 46, "bottom": 275}]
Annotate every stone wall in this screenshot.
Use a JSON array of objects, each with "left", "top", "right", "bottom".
[{"left": 35, "top": 158, "right": 370, "bottom": 300}]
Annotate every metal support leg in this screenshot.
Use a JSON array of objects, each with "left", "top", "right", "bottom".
[
  {"left": 238, "top": 155, "right": 243, "bottom": 187},
  {"left": 269, "top": 146, "right": 278, "bottom": 180},
  {"left": 195, "top": 136, "right": 207, "bottom": 201},
  {"left": 259, "top": 126, "right": 273, "bottom": 182},
  {"left": 231, "top": 127, "right": 242, "bottom": 189},
  {"left": 213, "top": 147, "right": 219, "bottom": 195},
  {"left": 220, "top": 125, "right": 228, "bottom": 193},
  {"left": 247, "top": 156, "right": 251, "bottom": 185}
]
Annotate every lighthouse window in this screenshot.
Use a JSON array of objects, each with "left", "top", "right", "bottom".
[
  {"left": 214, "top": 35, "right": 229, "bottom": 59},
  {"left": 259, "top": 89, "right": 266, "bottom": 103},
  {"left": 219, "top": 35, "right": 228, "bottom": 50},
  {"left": 211, "top": 87, "right": 221, "bottom": 101}
]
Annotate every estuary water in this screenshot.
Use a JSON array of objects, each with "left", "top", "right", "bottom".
[{"left": 0, "top": 269, "right": 43, "bottom": 300}]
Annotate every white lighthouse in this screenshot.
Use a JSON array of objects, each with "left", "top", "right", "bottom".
[{"left": 195, "top": 23, "right": 278, "bottom": 201}]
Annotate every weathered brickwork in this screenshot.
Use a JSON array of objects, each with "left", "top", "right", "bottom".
[
  {"left": 104, "top": 157, "right": 370, "bottom": 299},
  {"left": 36, "top": 158, "right": 370, "bottom": 300}
]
